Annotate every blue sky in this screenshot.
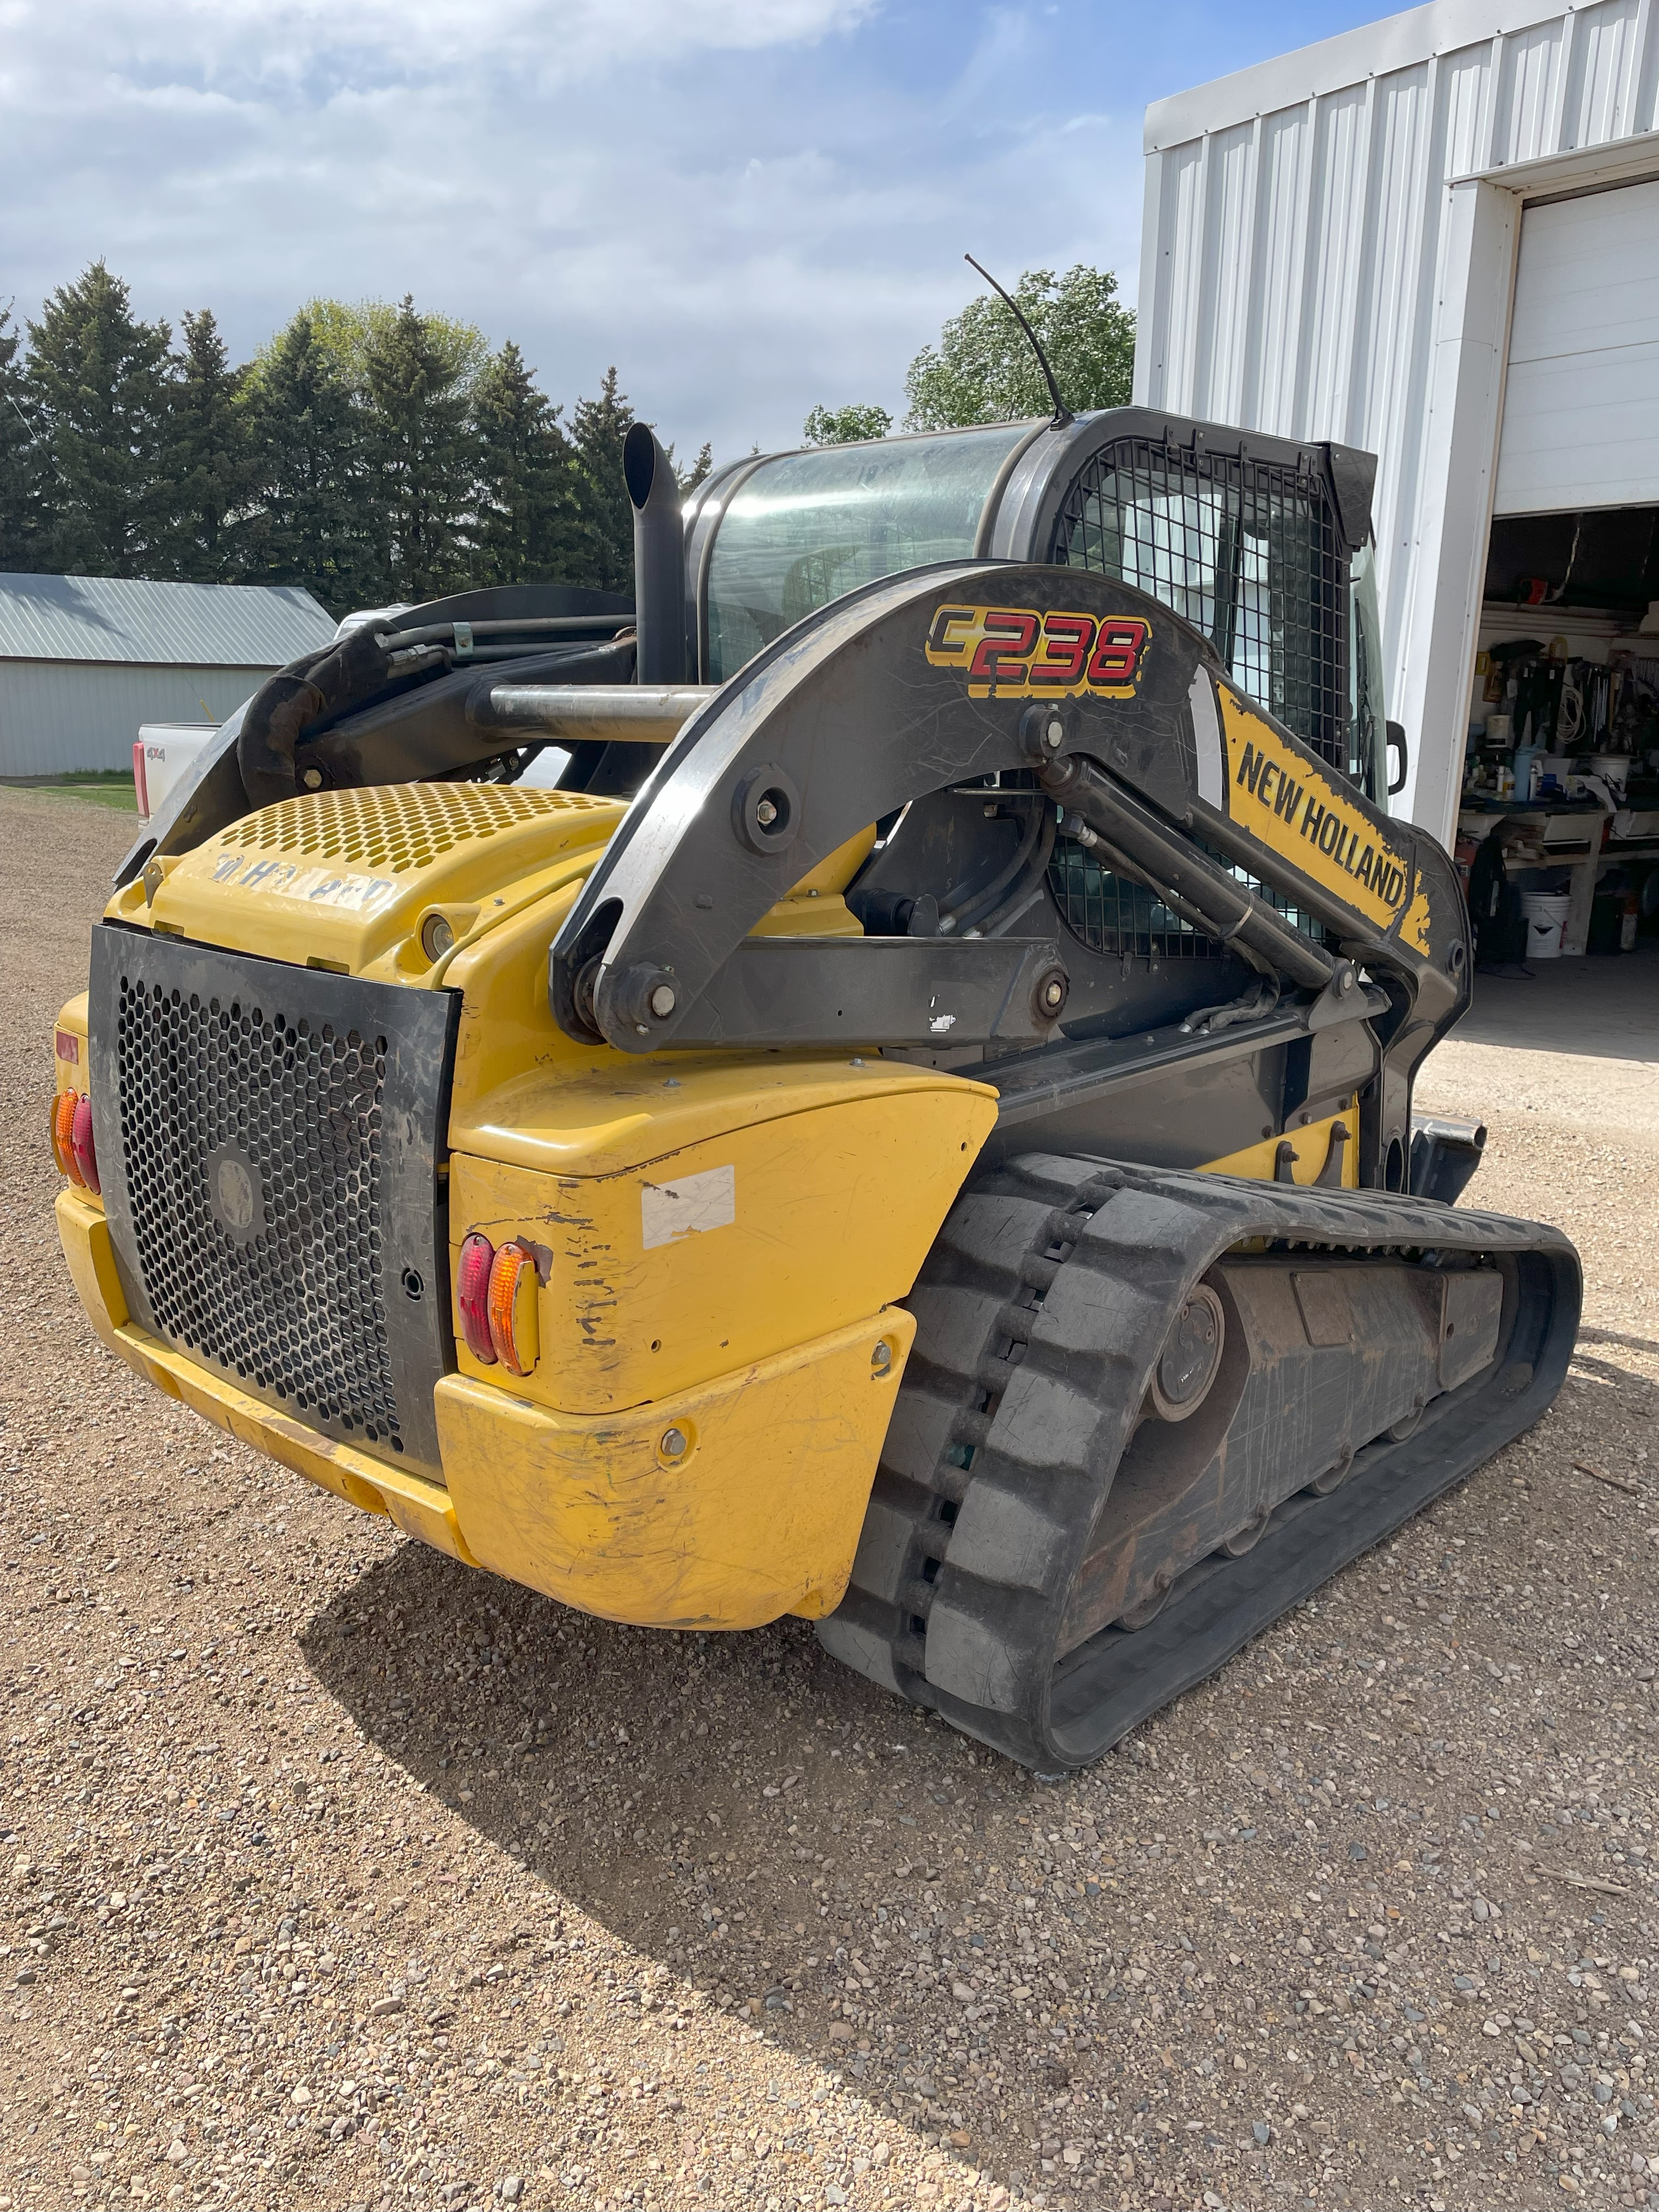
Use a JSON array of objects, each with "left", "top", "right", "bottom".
[{"left": 1, "top": 0, "right": 1394, "bottom": 463}]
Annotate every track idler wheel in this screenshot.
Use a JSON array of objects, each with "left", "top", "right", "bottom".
[{"left": 1148, "top": 1284, "right": 1225, "bottom": 1421}]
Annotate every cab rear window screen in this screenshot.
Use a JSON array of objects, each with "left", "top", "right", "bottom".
[{"left": 1051, "top": 439, "right": 1351, "bottom": 777}]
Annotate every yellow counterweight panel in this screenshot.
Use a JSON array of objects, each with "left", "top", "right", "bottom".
[
  {"left": 448, "top": 1079, "right": 998, "bottom": 1417},
  {"left": 55, "top": 1186, "right": 125, "bottom": 1356},
  {"left": 435, "top": 1307, "right": 916, "bottom": 1630}
]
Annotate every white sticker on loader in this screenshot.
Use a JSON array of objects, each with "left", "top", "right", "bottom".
[{"left": 641, "top": 1164, "right": 736, "bottom": 1250}]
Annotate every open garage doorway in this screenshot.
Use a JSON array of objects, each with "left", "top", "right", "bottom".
[{"left": 1457, "top": 166, "right": 1659, "bottom": 1029}]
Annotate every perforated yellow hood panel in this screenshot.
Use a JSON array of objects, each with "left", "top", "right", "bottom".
[{"left": 109, "top": 784, "right": 625, "bottom": 977}]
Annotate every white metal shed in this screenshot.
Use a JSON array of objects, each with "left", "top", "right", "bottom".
[
  {"left": 0, "top": 574, "right": 335, "bottom": 778},
  {"left": 1138, "top": 0, "right": 1659, "bottom": 845}
]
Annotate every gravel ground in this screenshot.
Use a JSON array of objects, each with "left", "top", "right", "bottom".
[{"left": 2, "top": 783, "right": 1654, "bottom": 2212}]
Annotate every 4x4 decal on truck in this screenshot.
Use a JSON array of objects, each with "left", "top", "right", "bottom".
[{"left": 926, "top": 604, "right": 1152, "bottom": 701}]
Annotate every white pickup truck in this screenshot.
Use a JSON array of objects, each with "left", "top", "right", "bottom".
[{"left": 132, "top": 723, "right": 221, "bottom": 825}]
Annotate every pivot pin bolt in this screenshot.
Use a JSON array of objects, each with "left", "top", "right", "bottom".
[
  {"left": 1040, "top": 977, "right": 1065, "bottom": 1011},
  {"left": 648, "top": 983, "right": 677, "bottom": 1019},
  {"left": 754, "top": 797, "right": 779, "bottom": 828},
  {"left": 871, "top": 1342, "right": 893, "bottom": 1374},
  {"left": 1042, "top": 717, "right": 1064, "bottom": 751},
  {"left": 660, "top": 1426, "right": 689, "bottom": 1459}
]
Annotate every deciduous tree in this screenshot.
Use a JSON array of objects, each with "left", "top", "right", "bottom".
[
  {"left": 802, "top": 402, "right": 890, "bottom": 445},
  {"left": 904, "top": 266, "right": 1135, "bottom": 430}
]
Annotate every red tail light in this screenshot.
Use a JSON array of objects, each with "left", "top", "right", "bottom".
[
  {"left": 132, "top": 738, "right": 150, "bottom": 823},
  {"left": 456, "top": 1233, "right": 496, "bottom": 1363},
  {"left": 487, "top": 1240, "right": 539, "bottom": 1376},
  {"left": 70, "top": 1097, "right": 100, "bottom": 1194},
  {"left": 52, "top": 1091, "right": 80, "bottom": 1180}
]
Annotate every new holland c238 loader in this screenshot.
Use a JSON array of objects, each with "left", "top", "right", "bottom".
[{"left": 50, "top": 405, "right": 1580, "bottom": 1770}]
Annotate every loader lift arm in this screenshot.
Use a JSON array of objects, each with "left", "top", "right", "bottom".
[{"left": 549, "top": 560, "right": 1468, "bottom": 1191}]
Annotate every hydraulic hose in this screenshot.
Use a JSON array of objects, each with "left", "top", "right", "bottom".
[
  {"left": 974, "top": 805, "right": 1059, "bottom": 939},
  {"left": 940, "top": 797, "right": 1051, "bottom": 935},
  {"left": 236, "top": 625, "right": 442, "bottom": 809}
]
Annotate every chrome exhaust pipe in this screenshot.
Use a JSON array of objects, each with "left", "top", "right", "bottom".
[{"left": 623, "top": 422, "right": 689, "bottom": 686}]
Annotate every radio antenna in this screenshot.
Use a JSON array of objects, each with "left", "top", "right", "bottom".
[{"left": 964, "top": 253, "right": 1072, "bottom": 426}]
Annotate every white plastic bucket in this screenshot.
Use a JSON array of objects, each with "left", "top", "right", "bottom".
[{"left": 1520, "top": 889, "right": 1571, "bottom": 960}]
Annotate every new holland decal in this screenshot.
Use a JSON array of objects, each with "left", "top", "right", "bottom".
[
  {"left": 925, "top": 604, "right": 1152, "bottom": 700},
  {"left": 1216, "top": 689, "right": 1431, "bottom": 952},
  {"left": 207, "top": 851, "right": 400, "bottom": 912}
]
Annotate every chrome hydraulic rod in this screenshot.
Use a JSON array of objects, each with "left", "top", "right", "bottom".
[
  {"left": 1040, "top": 752, "right": 1336, "bottom": 991},
  {"left": 470, "top": 684, "right": 716, "bottom": 744}
]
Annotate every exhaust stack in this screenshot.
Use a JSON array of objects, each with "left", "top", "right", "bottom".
[{"left": 623, "top": 422, "right": 689, "bottom": 686}]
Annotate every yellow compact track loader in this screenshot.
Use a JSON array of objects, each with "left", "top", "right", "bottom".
[{"left": 52, "top": 409, "right": 1580, "bottom": 1769}]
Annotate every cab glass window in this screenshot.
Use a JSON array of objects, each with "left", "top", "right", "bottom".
[{"left": 704, "top": 423, "right": 1034, "bottom": 682}]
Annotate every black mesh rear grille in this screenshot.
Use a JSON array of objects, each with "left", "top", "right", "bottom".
[
  {"left": 92, "top": 931, "right": 458, "bottom": 1477},
  {"left": 1051, "top": 437, "right": 1351, "bottom": 776},
  {"left": 114, "top": 977, "right": 403, "bottom": 1449}
]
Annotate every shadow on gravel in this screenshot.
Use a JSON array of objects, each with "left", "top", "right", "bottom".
[
  {"left": 302, "top": 1533, "right": 1085, "bottom": 2155},
  {"left": 1575, "top": 1324, "right": 1659, "bottom": 1359}
]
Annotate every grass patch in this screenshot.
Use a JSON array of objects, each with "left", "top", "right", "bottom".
[{"left": 2, "top": 772, "right": 137, "bottom": 812}]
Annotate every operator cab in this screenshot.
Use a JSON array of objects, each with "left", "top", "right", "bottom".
[{"left": 680, "top": 411, "right": 1391, "bottom": 803}]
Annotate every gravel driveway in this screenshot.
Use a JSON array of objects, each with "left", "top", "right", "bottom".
[{"left": 2, "top": 785, "right": 1654, "bottom": 2212}]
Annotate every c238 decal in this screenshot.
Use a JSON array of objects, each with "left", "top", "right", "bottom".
[{"left": 926, "top": 603, "right": 1152, "bottom": 701}]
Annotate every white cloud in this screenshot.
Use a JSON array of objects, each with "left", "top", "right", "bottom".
[{"left": 0, "top": 0, "right": 1146, "bottom": 459}]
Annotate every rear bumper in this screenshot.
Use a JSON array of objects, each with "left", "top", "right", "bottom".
[
  {"left": 57, "top": 1188, "right": 910, "bottom": 1629},
  {"left": 57, "top": 1189, "right": 476, "bottom": 1561}
]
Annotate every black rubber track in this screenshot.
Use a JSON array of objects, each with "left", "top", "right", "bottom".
[{"left": 816, "top": 1154, "right": 1581, "bottom": 1771}]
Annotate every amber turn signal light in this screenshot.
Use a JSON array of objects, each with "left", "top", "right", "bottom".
[
  {"left": 52, "top": 1090, "right": 97, "bottom": 1192},
  {"left": 487, "top": 1241, "right": 539, "bottom": 1376},
  {"left": 51, "top": 1090, "right": 78, "bottom": 1180}
]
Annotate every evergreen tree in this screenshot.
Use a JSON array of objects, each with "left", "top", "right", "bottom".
[
  {"left": 568, "top": 366, "right": 634, "bottom": 594},
  {"left": 675, "top": 441, "right": 714, "bottom": 493},
  {"left": 242, "top": 309, "right": 376, "bottom": 612},
  {"left": 2, "top": 263, "right": 714, "bottom": 606},
  {"left": 167, "top": 308, "right": 250, "bottom": 582},
  {"left": 470, "top": 340, "right": 583, "bottom": 586},
  {"left": 26, "top": 261, "right": 172, "bottom": 574},
  {"left": 904, "top": 264, "right": 1135, "bottom": 430},
  {"left": 363, "top": 295, "right": 473, "bottom": 601},
  {"left": 0, "top": 304, "right": 45, "bottom": 570}
]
